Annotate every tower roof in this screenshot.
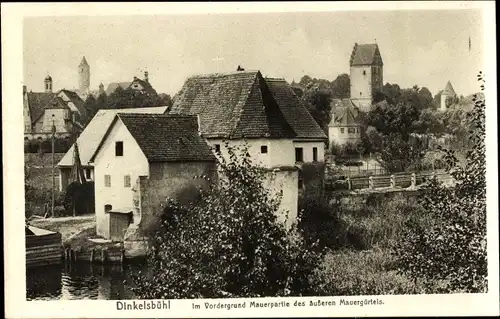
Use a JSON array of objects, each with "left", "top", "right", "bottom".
[
  {"left": 350, "top": 43, "right": 383, "bottom": 66},
  {"left": 79, "top": 56, "right": 89, "bottom": 67},
  {"left": 45, "top": 75, "right": 52, "bottom": 81},
  {"left": 443, "top": 81, "right": 456, "bottom": 96}
]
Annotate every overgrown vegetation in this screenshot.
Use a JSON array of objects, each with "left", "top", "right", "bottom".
[
  {"left": 393, "top": 73, "right": 487, "bottom": 293},
  {"left": 132, "top": 145, "right": 325, "bottom": 299}
]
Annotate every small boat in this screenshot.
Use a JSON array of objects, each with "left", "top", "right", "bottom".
[{"left": 26, "top": 225, "right": 63, "bottom": 268}]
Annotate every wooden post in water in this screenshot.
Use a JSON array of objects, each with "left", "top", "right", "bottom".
[
  {"left": 101, "top": 249, "right": 105, "bottom": 264},
  {"left": 90, "top": 249, "right": 95, "bottom": 263}
]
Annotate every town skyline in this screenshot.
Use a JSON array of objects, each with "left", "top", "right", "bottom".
[{"left": 24, "top": 10, "right": 483, "bottom": 97}]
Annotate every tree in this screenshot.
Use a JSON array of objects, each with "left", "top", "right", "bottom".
[
  {"left": 303, "top": 89, "right": 332, "bottom": 133},
  {"left": 413, "top": 108, "right": 445, "bottom": 135},
  {"left": 96, "top": 92, "right": 108, "bottom": 111},
  {"left": 377, "top": 133, "right": 426, "bottom": 173},
  {"left": 131, "top": 144, "right": 324, "bottom": 299},
  {"left": 83, "top": 94, "right": 98, "bottom": 124},
  {"left": 330, "top": 73, "right": 350, "bottom": 99},
  {"left": 363, "top": 101, "right": 421, "bottom": 141},
  {"left": 393, "top": 74, "right": 487, "bottom": 293}
]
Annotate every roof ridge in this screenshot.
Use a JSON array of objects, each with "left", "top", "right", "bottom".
[{"left": 188, "top": 70, "right": 260, "bottom": 79}]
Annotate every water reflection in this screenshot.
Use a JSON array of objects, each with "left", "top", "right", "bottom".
[{"left": 26, "top": 262, "right": 142, "bottom": 300}]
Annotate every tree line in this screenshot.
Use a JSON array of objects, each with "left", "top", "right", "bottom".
[
  {"left": 297, "top": 74, "right": 476, "bottom": 173},
  {"left": 82, "top": 86, "right": 173, "bottom": 126}
]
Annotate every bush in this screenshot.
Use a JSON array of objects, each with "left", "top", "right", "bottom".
[
  {"left": 316, "top": 249, "right": 427, "bottom": 296},
  {"left": 24, "top": 137, "right": 71, "bottom": 154},
  {"left": 131, "top": 144, "right": 325, "bottom": 299},
  {"left": 393, "top": 76, "right": 487, "bottom": 293}
]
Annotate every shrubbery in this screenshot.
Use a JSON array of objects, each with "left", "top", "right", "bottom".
[
  {"left": 393, "top": 75, "right": 487, "bottom": 293},
  {"left": 131, "top": 145, "right": 325, "bottom": 299},
  {"left": 24, "top": 137, "right": 71, "bottom": 154}
]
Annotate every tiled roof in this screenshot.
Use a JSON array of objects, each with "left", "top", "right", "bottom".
[
  {"left": 26, "top": 92, "right": 57, "bottom": 124},
  {"left": 350, "top": 43, "right": 383, "bottom": 66},
  {"left": 106, "top": 82, "right": 132, "bottom": 96},
  {"left": 60, "top": 89, "right": 86, "bottom": 116},
  {"left": 331, "top": 99, "right": 360, "bottom": 126},
  {"left": 265, "top": 78, "right": 327, "bottom": 139},
  {"left": 45, "top": 96, "right": 70, "bottom": 109},
  {"left": 170, "top": 71, "right": 320, "bottom": 140},
  {"left": 443, "top": 81, "right": 456, "bottom": 96},
  {"left": 115, "top": 113, "right": 215, "bottom": 162},
  {"left": 130, "top": 78, "right": 157, "bottom": 95},
  {"left": 58, "top": 106, "right": 168, "bottom": 167}
]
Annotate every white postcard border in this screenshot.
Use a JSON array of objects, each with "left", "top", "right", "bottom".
[{"left": 2, "top": 1, "right": 498, "bottom": 318}]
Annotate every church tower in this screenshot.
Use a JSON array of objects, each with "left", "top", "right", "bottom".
[
  {"left": 78, "top": 56, "right": 90, "bottom": 93},
  {"left": 44, "top": 75, "right": 53, "bottom": 93},
  {"left": 349, "top": 43, "right": 383, "bottom": 112},
  {"left": 440, "top": 81, "right": 457, "bottom": 112}
]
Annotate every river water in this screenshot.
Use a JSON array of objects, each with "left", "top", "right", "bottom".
[{"left": 26, "top": 262, "right": 145, "bottom": 300}]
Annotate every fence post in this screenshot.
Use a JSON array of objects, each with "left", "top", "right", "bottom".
[
  {"left": 411, "top": 173, "right": 416, "bottom": 188},
  {"left": 369, "top": 176, "right": 374, "bottom": 189},
  {"left": 390, "top": 175, "right": 395, "bottom": 188}
]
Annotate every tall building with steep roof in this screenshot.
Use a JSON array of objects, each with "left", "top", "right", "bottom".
[
  {"left": 78, "top": 56, "right": 90, "bottom": 93},
  {"left": 440, "top": 81, "right": 457, "bottom": 112},
  {"left": 349, "top": 43, "right": 384, "bottom": 112}
]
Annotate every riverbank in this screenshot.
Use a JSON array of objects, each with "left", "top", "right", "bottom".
[{"left": 29, "top": 215, "right": 95, "bottom": 243}]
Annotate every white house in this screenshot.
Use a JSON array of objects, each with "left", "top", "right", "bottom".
[
  {"left": 170, "top": 70, "right": 328, "bottom": 226},
  {"left": 88, "top": 113, "right": 216, "bottom": 241},
  {"left": 57, "top": 106, "right": 168, "bottom": 191},
  {"left": 328, "top": 99, "right": 362, "bottom": 146},
  {"left": 23, "top": 76, "right": 86, "bottom": 140}
]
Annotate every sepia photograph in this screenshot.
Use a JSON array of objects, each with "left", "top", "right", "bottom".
[{"left": 3, "top": 1, "right": 498, "bottom": 318}]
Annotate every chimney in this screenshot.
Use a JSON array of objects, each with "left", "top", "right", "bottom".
[
  {"left": 144, "top": 70, "right": 149, "bottom": 83},
  {"left": 23, "top": 85, "right": 27, "bottom": 95}
]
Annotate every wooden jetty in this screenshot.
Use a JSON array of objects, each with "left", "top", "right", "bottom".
[{"left": 26, "top": 225, "right": 63, "bottom": 268}]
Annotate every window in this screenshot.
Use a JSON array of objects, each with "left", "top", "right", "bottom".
[
  {"left": 363, "top": 70, "right": 366, "bottom": 75},
  {"left": 214, "top": 144, "right": 221, "bottom": 153},
  {"left": 104, "top": 175, "right": 111, "bottom": 187},
  {"left": 313, "top": 147, "right": 318, "bottom": 162},
  {"left": 104, "top": 204, "right": 112, "bottom": 213},
  {"left": 124, "top": 175, "right": 131, "bottom": 188},
  {"left": 85, "top": 169, "right": 91, "bottom": 180},
  {"left": 295, "top": 147, "right": 303, "bottom": 163},
  {"left": 115, "top": 141, "right": 123, "bottom": 156},
  {"left": 348, "top": 127, "right": 356, "bottom": 134},
  {"left": 360, "top": 91, "right": 362, "bottom": 96},
  {"left": 261, "top": 145, "right": 268, "bottom": 154},
  {"left": 340, "top": 128, "right": 345, "bottom": 134}
]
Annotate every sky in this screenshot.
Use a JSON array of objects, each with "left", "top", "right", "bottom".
[{"left": 23, "top": 9, "right": 484, "bottom": 97}]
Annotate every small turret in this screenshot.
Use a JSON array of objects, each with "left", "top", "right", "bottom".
[{"left": 44, "top": 75, "right": 53, "bottom": 93}]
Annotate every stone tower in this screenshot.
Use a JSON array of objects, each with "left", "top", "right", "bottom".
[
  {"left": 78, "top": 56, "right": 90, "bottom": 93},
  {"left": 44, "top": 75, "right": 53, "bottom": 93},
  {"left": 440, "top": 81, "right": 457, "bottom": 112},
  {"left": 349, "top": 43, "right": 383, "bottom": 112}
]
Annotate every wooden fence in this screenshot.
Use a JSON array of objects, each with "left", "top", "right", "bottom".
[{"left": 325, "top": 171, "right": 454, "bottom": 192}]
